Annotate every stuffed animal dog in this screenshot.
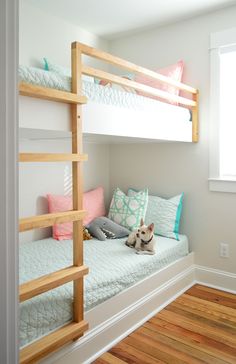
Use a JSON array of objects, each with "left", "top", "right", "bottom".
[{"left": 126, "top": 218, "right": 155, "bottom": 255}]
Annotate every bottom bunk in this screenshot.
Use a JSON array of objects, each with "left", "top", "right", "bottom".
[
  {"left": 20, "top": 234, "right": 189, "bottom": 349},
  {"left": 44, "top": 251, "right": 194, "bottom": 364}
]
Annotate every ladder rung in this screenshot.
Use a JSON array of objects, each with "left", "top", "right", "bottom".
[
  {"left": 20, "top": 320, "right": 89, "bottom": 364},
  {"left": 20, "top": 265, "right": 89, "bottom": 302},
  {"left": 19, "top": 82, "right": 87, "bottom": 104},
  {"left": 19, "top": 210, "right": 86, "bottom": 232},
  {"left": 19, "top": 153, "right": 88, "bottom": 162}
]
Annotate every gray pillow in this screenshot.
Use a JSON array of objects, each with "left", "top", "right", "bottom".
[{"left": 87, "top": 217, "right": 130, "bottom": 241}]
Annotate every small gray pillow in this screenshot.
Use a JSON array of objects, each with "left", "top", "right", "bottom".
[{"left": 87, "top": 217, "right": 130, "bottom": 241}]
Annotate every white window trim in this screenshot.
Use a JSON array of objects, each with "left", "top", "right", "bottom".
[{"left": 209, "top": 27, "right": 236, "bottom": 193}]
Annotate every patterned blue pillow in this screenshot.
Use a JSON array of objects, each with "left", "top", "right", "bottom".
[
  {"left": 108, "top": 188, "right": 148, "bottom": 231},
  {"left": 128, "top": 189, "right": 183, "bottom": 240}
]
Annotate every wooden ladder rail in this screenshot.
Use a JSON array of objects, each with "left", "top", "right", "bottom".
[
  {"left": 71, "top": 41, "right": 85, "bottom": 332},
  {"left": 19, "top": 42, "right": 88, "bottom": 364}
]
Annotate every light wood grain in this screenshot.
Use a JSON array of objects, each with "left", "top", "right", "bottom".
[
  {"left": 194, "top": 284, "right": 236, "bottom": 299},
  {"left": 71, "top": 42, "right": 85, "bottom": 326},
  {"left": 99, "top": 352, "right": 127, "bottom": 364},
  {"left": 82, "top": 65, "right": 196, "bottom": 107},
  {"left": 74, "top": 42, "right": 197, "bottom": 94},
  {"left": 177, "top": 293, "right": 236, "bottom": 319},
  {"left": 157, "top": 309, "right": 236, "bottom": 348},
  {"left": 126, "top": 332, "right": 198, "bottom": 364},
  {"left": 19, "top": 210, "right": 86, "bottom": 232},
  {"left": 20, "top": 320, "right": 88, "bottom": 364},
  {"left": 192, "top": 90, "right": 199, "bottom": 142},
  {"left": 19, "top": 153, "right": 88, "bottom": 162},
  {"left": 20, "top": 265, "right": 88, "bottom": 302},
  {"left": 19, "top": 81, "right": 87, "bottom": 104},
  {"left": 94, "top": 285, "right": 236, "bottom": 364},
  {"left": 110, "top": 341, "right": 165, "bottom": 364},
  {"left": 167, "top": 302, "right": 236, "bottom": 335},
  {"left": 187, "top": 284, "right": 236, "bottom": 308},
  {"left": 19, "top": 42, "right": 89, "bottom": 363},
  {"left": 76, "top": 41, "right": 199, "bottom": 143},
  {"left": 145, "top": 319, "right": 236, "bottom": 363}
]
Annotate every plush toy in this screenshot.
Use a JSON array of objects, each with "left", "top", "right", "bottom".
[
  {"left": 83, "top": 226, "right": 92, "bottom": 240},
  {"left": 87, "top": 216, "right": 130, "bottom": 241}
]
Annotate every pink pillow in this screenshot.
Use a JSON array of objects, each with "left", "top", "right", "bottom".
[
  {"left": 47, "top": 186, "right": 106, "bottom": 240},
  {"left": 83, "top": 187, "right": 106, "bottom": 226},
  {"left": 135, "top": 60, "right": 184, "bottom": 104}
]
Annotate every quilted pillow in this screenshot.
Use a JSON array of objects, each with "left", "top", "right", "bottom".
[
  {"left": 108, "top": 188, "right": 148, "bottom": 231},
  {"left": 134, "top": 60, "right": 184, "bottom": 104},
  {"left": 47, "top": 186, "right": 105, "bottom": 240},
  {"left": 128, "top": 189, "right": 183, "bottom": 240}
]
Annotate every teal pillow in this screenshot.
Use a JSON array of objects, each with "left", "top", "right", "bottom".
[
  {"left": 43, "top": 58, "right": 71, "bottom": 77},
  {"left": 128, "top": 189, "right": 183, "bottom": 240},
  {"left": 108, "top": 188, "right": 148, "bottom": 231}
]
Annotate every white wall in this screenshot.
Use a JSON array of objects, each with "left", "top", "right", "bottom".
[
  {"left": 19, "top": 1, "right": 111, "bottom": 242},
  {"left": 109, "top": 5, "right": 236, "bottom": 274},
  {"left": 19, "top": 0, "right": 108, "bottom": 68},
  {"left": 19, "top": 139, "right": 110, "bottom": 242}
]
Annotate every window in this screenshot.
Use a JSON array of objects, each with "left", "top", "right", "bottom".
[
  {"left": 209, "top": 28, "right": 236, "bottom": 193},
  {"left": 219, "top": 47, "right": 236, "bottom": 177}
]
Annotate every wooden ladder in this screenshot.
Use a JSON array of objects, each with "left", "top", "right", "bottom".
[{"left": 19, "top": 42, "right": 89, "bottom": 364}]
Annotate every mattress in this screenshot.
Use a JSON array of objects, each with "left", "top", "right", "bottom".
[
  {"left": 19, "top": 234, "right": 188, "bottom": 347},
  {"left": 19, "top": 65, "right": 191, "bottom": 122}
]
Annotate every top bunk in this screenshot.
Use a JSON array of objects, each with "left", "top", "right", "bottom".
[{"left": 19, "top": 42, "right": 199, "bottom": 143}]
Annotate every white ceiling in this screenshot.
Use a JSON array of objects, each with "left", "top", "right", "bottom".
[{"left": 26, "top": 0, "right": 236, "bottom": 39}]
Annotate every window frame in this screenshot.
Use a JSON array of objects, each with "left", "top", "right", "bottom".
[{"left": 209, "top": 27, "right": 236, "bottom": 193}]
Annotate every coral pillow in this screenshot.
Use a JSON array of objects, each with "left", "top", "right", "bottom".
[
  {"left": 83, "top": 187, "right": 106, "bottom": 226},
  {"left": 47, "top": 187, "right": 105, "bottom": 240},
  {"left": 135, "top": 60, "right": 184, "bottom": 104}
]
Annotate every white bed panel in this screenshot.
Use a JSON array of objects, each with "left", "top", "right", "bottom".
[{"left": 19, "top": 97, "right": 192, "bottom": 143}]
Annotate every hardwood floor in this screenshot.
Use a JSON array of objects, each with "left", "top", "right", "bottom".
[{"left": 93, "top": 284, "right": 236, "bottom": 364}]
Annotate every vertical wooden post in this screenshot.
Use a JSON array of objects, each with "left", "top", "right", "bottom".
[
  {"left": 192, "top": 90, "right": 199, "bottom": 143},
  {"left": 71, "top": 42, "right": 84, "bottom": 323}
]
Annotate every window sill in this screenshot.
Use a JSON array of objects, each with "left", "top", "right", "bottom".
[{"left": 209, "top": 178, "right": 236, "bottom": 193}]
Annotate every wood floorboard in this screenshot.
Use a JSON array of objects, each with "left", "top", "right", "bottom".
[
  {"left": 93, "top": 285, "right": 236, "bottom": 364},
  {"left": 186, "top": 286, "right": 236, "bottom": 309}
]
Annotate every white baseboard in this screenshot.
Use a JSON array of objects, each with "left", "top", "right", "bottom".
[
  {"left": 195, "top": 264, "right": 236, "bottom": 294},
  {"left": 44, "top": 254, "right": 195, "bottom": 364},
  {"left": 84, "top": 266, "right": 195, "bottom": 364},
  {"left": 42, "top": 257, "right": 236, "bottom": 364}
]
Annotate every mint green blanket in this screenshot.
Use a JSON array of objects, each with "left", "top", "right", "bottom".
[{"left": 19, "top": 235, "right": 188, "bottom": 347}]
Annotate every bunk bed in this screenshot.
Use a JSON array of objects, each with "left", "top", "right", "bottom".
[
  {"left": 19, "top": 43, "right": 199, "bottom": 143},
  {"left": 19, "top": 42, "right": 198, "bottom": 364}
]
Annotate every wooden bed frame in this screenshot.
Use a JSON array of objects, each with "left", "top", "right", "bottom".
[{"left": 19, "top": 42, "right": 199, "bottom": 363}]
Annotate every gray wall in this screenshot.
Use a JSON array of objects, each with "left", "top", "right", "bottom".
[{"left": 109, "top": 5, "right": 236, "bottom": 273}]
